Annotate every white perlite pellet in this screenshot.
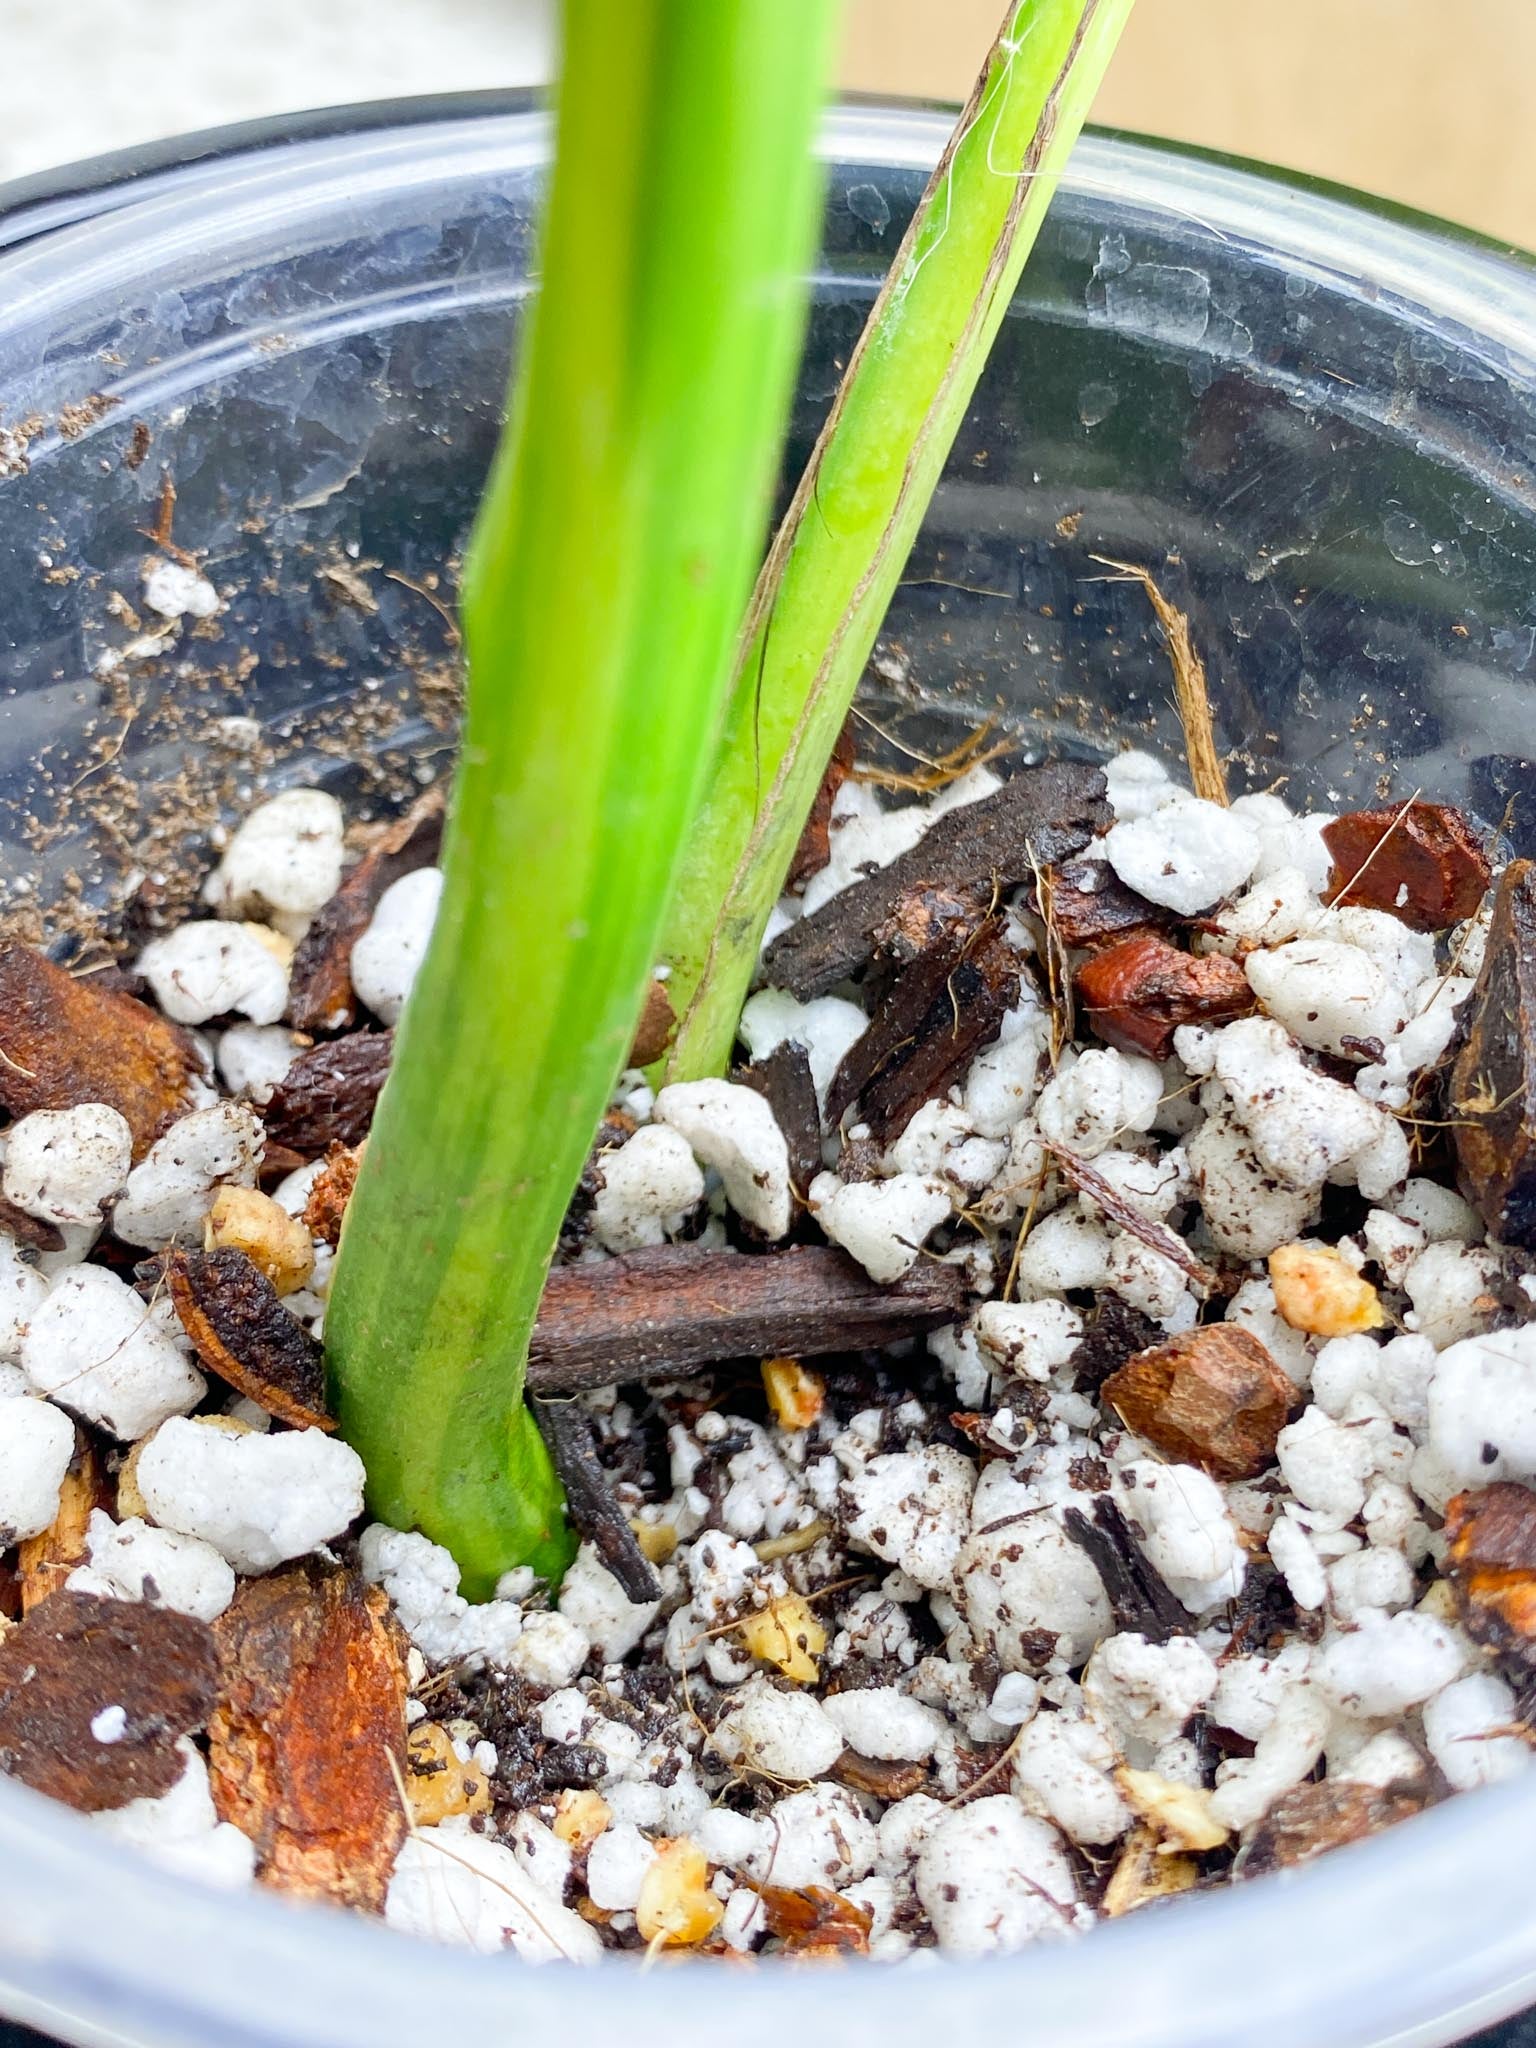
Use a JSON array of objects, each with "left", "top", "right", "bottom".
[
  {"left": 112, "top": 1102, "right": 263, "bottom": 1249},
  {"left": 0, "top": 1394, "right": 75, "bottom": 1541},
  {"left": 138, "top": 922, "right": 289, "bottom": 1026},
  {"left": 350, "top": 868, "right": 443, "bottom": 1023},
  {"left": 3, "top": 1105, "right": 133, "bottom": 1227},
  {"left": 22, "top": 1267, "right": 205, "bottom": 1440},
  {"left": 654, "top": 1080, "right": 791, "bottom": 1239},
  {"left": 66, "top": 1508, "right": 235, "bottom": 1623},
  {"left": 590, "top": 1124, "right": 704, "bottom": 1253},
  {"left": 137, "top": 1418, "right": 365, "bottom": 1573},
  {"left": 915, "top": 1797, "right": 1080, "bottom": 1955},
  {"left": 203, "top": 789, "right": 346, "bottom": 938},
  {"left": 1102, "top": 795, "right": 1260, "bottom": 914},
  {"left": 807, "top": 1171, "right": 952, "bottom": 1283}
]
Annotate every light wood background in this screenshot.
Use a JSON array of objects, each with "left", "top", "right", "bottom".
[{"left": 841, "top": 0, "right": 1536, "bottom": 251}]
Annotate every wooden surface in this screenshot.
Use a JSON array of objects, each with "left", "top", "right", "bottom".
[{"left": 841, "top": 0, "right": 1536, "bottom": 252}]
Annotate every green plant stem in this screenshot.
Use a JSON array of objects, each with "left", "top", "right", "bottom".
[
  {"left": 325, "top": 0, "right": 839, "bottom": 1598},
  {"left": 657, "top": 0, "right": 1135, "bottom": 1083}
]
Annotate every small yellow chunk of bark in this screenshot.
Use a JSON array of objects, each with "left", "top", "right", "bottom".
[
  {"left": 1102, "top": 1825, "right": 1200, "bottom": 1916},
  {"left": 636, "top": 1838, "right": 724, "bottom": 1948},
  {"left": 405, "top": 1721, "right": 493, "bottom": 1826},
  {"left": 762, "top": 1357, "right": 825, "bottom": 1431},
  {"left": 736, "top": 1592, "right": 827, "bottom": 1683},
  {"left": 205, "top": 1184, "right": 315, "bottom": 1297},
  {"left": 1269, "top": 1242, "right": 1385, "bottom": 1337},
  {"left": 553, "top": 1788, "right": 611, "bottom": 1851},
  {"left": 1116, "top": 1768, "right": 1230, "bottom": 1852}
]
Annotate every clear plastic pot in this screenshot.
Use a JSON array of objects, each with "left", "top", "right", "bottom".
[{"left": 2, "top": 95, "right": 1536, "bottom": 2048}]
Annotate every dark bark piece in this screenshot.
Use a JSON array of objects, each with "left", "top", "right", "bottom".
[
  {"left": 1040, "top": 856, "right": 1172, "bottom": 951},
  {"left": 1244, "top": 1779, "right": 1424, "bottom": 1876},
  {"left": 1452, "top": 860, "right": 1536, "bottom": 1245},
  {"left": 288, "top": 788, "right": 445, "bottom": 1032},
  {"left": 303, "top": 1141, "right": 361, "bottom": 1248},
  {"left": 0, "top": 941, "right": 200, "bottom": 1159},
  {"left": 629, "top": 979, "right": 677, "bottom": 1068},
  {"left": 153, "top": 1246, "right": 332, "bottom": 1429},
  {"left": 1322, "top": 801, "right": 1491, "bottom": 931},
  {"left": 760, "top": 760, "right": 1110, "bottom": 998},
  {"left": 1066, "top": 1293, "right": 1163, "bottom": 1399},
  {"left": 0, "top": 1591, "right": 218, "bottom": 1811},
  {"left": 531, "top": 1396, "right": 661, "bottom": 1607},
  {"left": 209, "top": 1561, "right": 409, "bottom": 1910},
  {"left": 826, "top": 888, "right": 1019, "bottom": 1139},
  {"left": 1444, "top": 1482, "right": 1536, "bottom": 1664},
  {"left": 1049, "top": 1144, "right": 1216, "bottom": 1291},
  {"left": 1075, "top": 934, "right": 1254, "bottom": 1061},
  {"left": 527, "top": 1243, "right": 967, "bottom": 1395},
  {"left": 1063, "top": 1497, "right": 1187, "bottom": 1644},
  {"left": 787, "top": 717, "right": 857, "bottom": 890},
  {"left": 831, "top": 1751, "right": 928, "bottom": 1802},
  {"left": 738, "top": 1040, "right": 823, "bottom": 1196},
  {"left": 1100, "top": 1326, "right": 1296, "bottom": 1481},
  {"left": 262, "top": 1029, "right": 392, "bottom": 1154},
  {"left": 0, "top": 1198, "right": 64, "bottom": 1254}
]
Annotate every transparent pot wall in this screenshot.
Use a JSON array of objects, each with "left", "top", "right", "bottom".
[
  {"left": 2, "top": 106, "right": 1535, "bottom": 951},
  {"left": 2, "top": 97, "right": 1536, "bottom": 2048}
]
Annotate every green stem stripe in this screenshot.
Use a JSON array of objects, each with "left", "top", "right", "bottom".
[
  {"left": 659, "top": 0, "right": 1136, "bottom": 1082},
  {"left": 325, "top": 0, "right": 840, "bottom": 1597}
]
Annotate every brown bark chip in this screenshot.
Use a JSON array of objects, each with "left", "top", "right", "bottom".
[
  {"left": 526, "top": 1243, "right": 967, "bottom": 1395},
  {"left": 1452, "top": 861, "right": 1536, "bottom": 1246},
  {"left": 262, "top": 1030, "right": 392, "bottom": 1154},
  {"left": 1076, "top": 934, "right": 1254, "bottom": 1061},
  {"left": 786, "top": 718, "right": 856, "bottom": 891},
  {"left": 1323, "top": 801, "right": 1490, "bottom": 931},
  {"left": 1444, "top": 1482, "right": 1536, "bottom": 1663},
  {"left": 1038, "top": 856, "right": 1171, "bottom": 952},
  {"left": 288, "top": 788, "right": 444, "bottom": 1032},
  {"left": 209, "top": 1561, "right": 409, "bottom": 1910},
  {"left": 757, "top": 1882, "right": 872, "bottom": 1958},
  {"left": 0, "top": 1591, "right": 219, "bottom": 1811},
  {"left": 738, "top": 1041, "right": 823, "bottom": 1197},
  {"left": 629, "top": 978, "right": 677, "bottom": 1068},
  {"left": 15, "top": 1434, "right": 111, "bottom": 1612},
  {"left": 1100, "top": 1326, "right": 1296, "bottom": 1481},
  {"left": 1244, "top": 1778, "right": 1424, "bottom": 1875},
  {"left": 826, "top": 889, "right": 1020, "bottom": 1141},
  {"left": 760, "top": 760, "right": 1109, "bottom": 998},
  {"left": 0, "top": 942, "right": 200, "bottom": 1159},
  {"left": 154, "top": 1246, "right": 333, "bottom": 1429}
]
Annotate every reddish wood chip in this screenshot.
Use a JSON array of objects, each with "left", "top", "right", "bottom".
[
  {"left": 0, "top": 942, "right": 200, "bottom": 1159},
  {"left": 1451, "top": 860, "right": 1536, "bottom": 1247},
  {"left": 262, "top": 1030, "right": 392, "bottom": 1154},
  {"left": 288, "top": 789, "right": 444, "bottom": 1033},
  {"left": 0, "top": 1590, "right": 219, "bottom": 1811},
  {"left": 209, "top": 1560, "right": 409, "bottom": 1910},
  {"left": 787, "top": 718, "right": 856, "bottom": 891},
  {"left": 1444, "top": 1481, "right": 1536, "bottom": 1662},
  {"left": 16, "top": 1433, "right": 111, "bottom": 1613},
  {"left": 303, "top": 1142, "right": 361, "bottom": 1248},
  {"left": 0, "top": 1198, "right": 64, "bottom": 1254},
  {"left": 1101, "top": 1325, "right": 1297, "bottom": 1481},
  {"left": 1041, "top": 856, "right": 1171, "bottom": 951},
  {"left": 757, "top": 1882, "right": 873, "bottom": 1957},
  {"left": 1075, "top": 934, "right": 1255, "bottom": 1060},
  {"left": 1322, "top": 801, "right": 1490, "bottom": 931},
  {"left": 629, "top": 978, "right": 676, "bottom": 1068},
  {"left": 155, "top": 1246, "right": 333, "bottom": 1429},
  {"left": 1244, "top": 1778, "right": 1424, "bottom": 1875}
]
